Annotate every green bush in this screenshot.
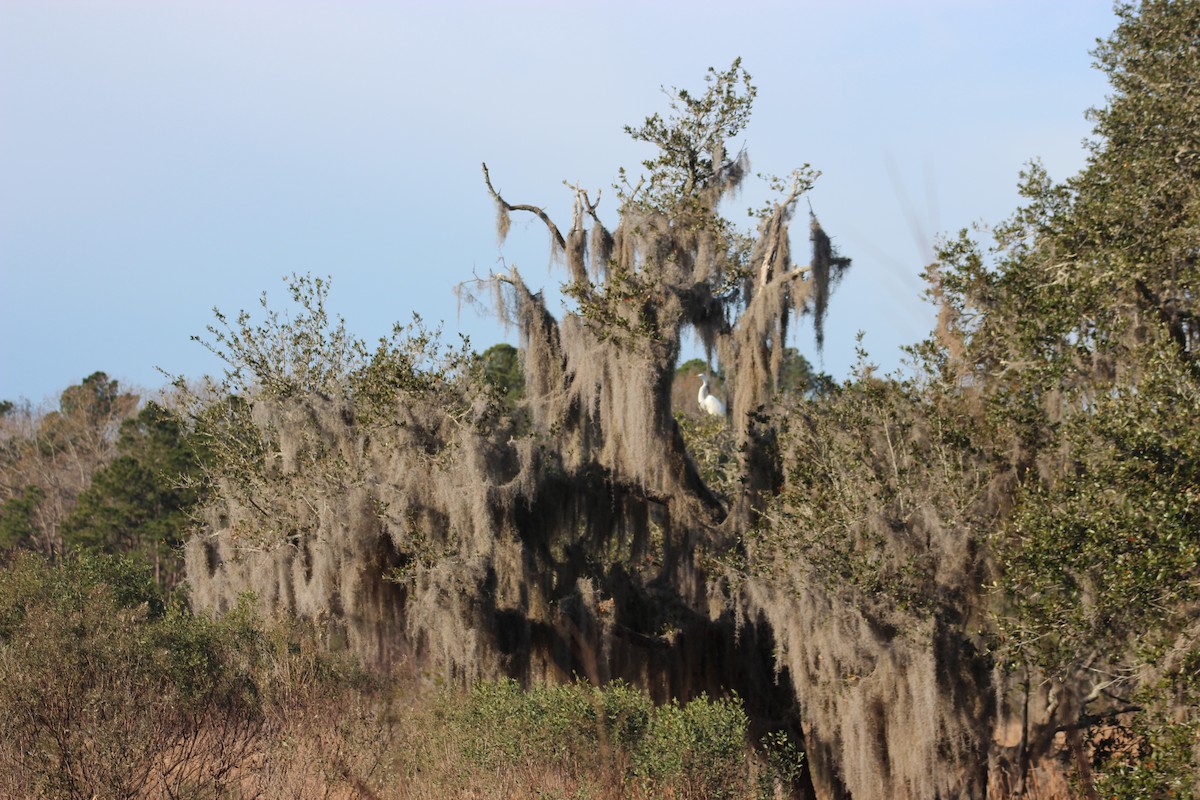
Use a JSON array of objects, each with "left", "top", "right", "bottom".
[
  {"left": 452, "top": 678, "right": 642, "bottom": 773},
  {"left": 633, "top": 692, "right": 749, "bottom": 798},
  {"left": 444, "top": 678, "right": 762, "bottom": 798}
]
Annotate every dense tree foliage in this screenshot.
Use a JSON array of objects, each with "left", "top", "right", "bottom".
[
  {"left": 746, "top": 1, "right": 1199, "bottom": 789},
  {"left": 897, "top": 0, "right": 1196, "bottom": 791},
  {"left": 479, "top": 341, "right": 526, "bottom": 410},
  {"left": 0, "top": 485, "right": 44, "bottom": 552},
  {"left": 61, "top": 402, "right": 204, "bottom": 586}
]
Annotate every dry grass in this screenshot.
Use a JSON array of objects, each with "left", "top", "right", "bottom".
[
  {"left": 104, "top": 672, "right": 792, "bottom": 800},
  {"left": 204, "top": 684, "right": 1090, "bottom": 800}
]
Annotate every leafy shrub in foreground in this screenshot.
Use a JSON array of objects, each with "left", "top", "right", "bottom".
[
  {"left": 0, "top": 552, "right": 263, "bottom": 799},
  {"left": 442, "top": 677, "right": 792, "bottom": 799}
]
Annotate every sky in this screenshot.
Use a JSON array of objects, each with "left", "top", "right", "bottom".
[{"left": 0, "top": 0, "right": 1119, "bottom": 405}]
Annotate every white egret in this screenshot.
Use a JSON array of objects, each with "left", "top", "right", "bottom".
[{"left": 697, "top": 374, "right": 726, "bottom": 417}]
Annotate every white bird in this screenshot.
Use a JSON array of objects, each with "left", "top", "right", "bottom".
[{"left": 697, "top": 374, "right": 726, "bottom": 417}]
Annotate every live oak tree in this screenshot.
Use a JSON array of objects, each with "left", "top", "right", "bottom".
[
  {"left": 177, "top": 10, "right": 1200, "bottom": 794},
  {"left": 470, "top": 58, "right": 849, "bottom": 527},
  {"left": 184, "top": 59, "right": 855, "bottom": 795},
  {"left": 918, "top": 0, "right": 1200, "bottom": 792}
]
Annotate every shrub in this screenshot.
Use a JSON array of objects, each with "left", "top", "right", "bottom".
[
  {"left": 440, "top": 678, "right": 761, "bottom": 798},
  {"left": 0, "top": 552, "right": 261, "bottom": 799}
]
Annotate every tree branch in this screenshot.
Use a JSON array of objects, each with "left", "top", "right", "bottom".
[
  {"left": 1055, "top": 705, "right": 1142, "bottom": 734},
  {"left": 482, "top": 162, "right": 567, "bottom": 252}
]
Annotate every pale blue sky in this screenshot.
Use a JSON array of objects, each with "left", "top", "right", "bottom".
[{"left": 0, "top": 1, "right": 1117, "bottom": 403}]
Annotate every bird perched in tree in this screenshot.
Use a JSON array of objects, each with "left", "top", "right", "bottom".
[{"left": 697, "top": 374, "right": 726, "bottom": 417}]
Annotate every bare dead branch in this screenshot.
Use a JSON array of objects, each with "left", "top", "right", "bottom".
[{"left": 482, "top": 162, "right": 567, "bottom": 252}]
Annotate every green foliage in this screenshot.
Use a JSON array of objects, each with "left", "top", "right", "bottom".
[
  {"left": 566, "top": 58, "right": 762, "bottom": 348},
  {"left": 1093, "top": 645, "right": 1200, "bottom": 799},
  {"left": 60, "top": 402, "right": 204, "bottom": 585},
  {"left": 443, "top": 678, "right": 772, "bottom": 798},
  {"left": 0, "top": 373, "right": 139, "bottom": 556},
  {"left": 891, "top": 2, "right": 1200, "bottom": 789},
  {"left": 452, "top": 678, "right": 638, "bottom": 771},
  {"left": 563, "top": 248, "right": 676, "bottom": 348},
  {"left": 928, "top": 1, "right": 1198, "bottom": 391},
  {"left": 478, "top": 342, "right": 526, "bottom": 409},
  {"left": 196, "top": 273, "right": 367, "bottom": 400},
  {"left": 624, "top": 58, "right": 755, "bottom": 208},
  {"left": 58, "top": 371, "right": 129, "bottom": 421},
  {"left": 177, "top": 274, "right": 483, "bottom": 548},
  {"left": 185, "top": 392, "right": 266, "bottom": 520},
  {"left": 673, "top": 359, "right": 739, "bottom": 500},
  {"left": 757, "top": 729, "right": 805, "bottom": 796},
  {"left": 760, "top": 366, "right": 989, "bottom": 620},
  {"left": 192, "top": 272, "right": 474, "bottom": 412},
  {"left": 924, "top": 0, "right": 1200, "bottom": 682},
  {"left": 0, "top": 484, "right": 45, "bottom": 551},
  {"left": 39, "top": 371, "right": 139, "bottom": 455},
  {"left": 676, "top": 357, "right": 715, "bottom": 378},
  {"left": 632, "top": 692, "right": 748, "bottom": 797},
  {"left": 998, "top": 342, "right": 1200, "bottom": 673},
  {"left": 1080, "top": 0, "right": 1200, "bottom": 318},
  {"left": 352, "top": 313, "right": 479, "bottom": 425},
  {"left": 676, "top": 409, "right": 739, "bottom": 499},
  {"left": 777, "top": 347, "right": 835, "bottom": 400}
]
